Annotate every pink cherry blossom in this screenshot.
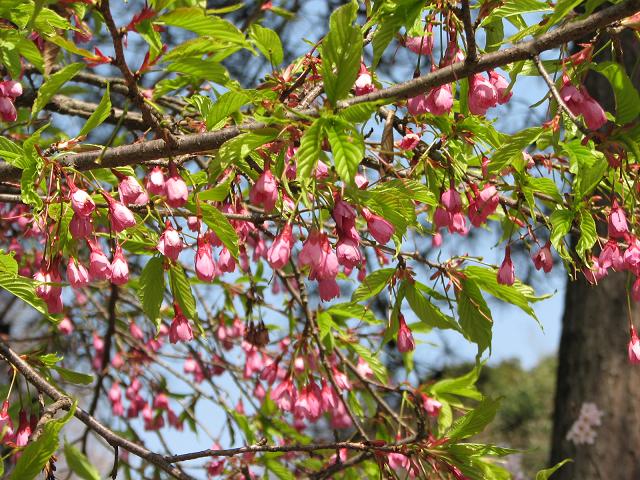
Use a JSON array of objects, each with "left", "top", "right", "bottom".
[
  {"left": 195, "top": 236, "right": 217, "bottom": 282},
  {"left": 488, "top": 70, "right": 512, "bottom": 104},
  {"left": 267, "top": 224, "right": 293, "bottom": 269},
  {"left": 469, "top": 73, "right": 498, "bottom": 115},
  {"left": 69, "top": 184, "right": 96, "bottom": 217},
  {"left": 88, "top": 241, "right": 112, "bottom": 281},
  {"left": 67, "top": 257, "right": 89, "bottom": 288},
  {"left": 362, "top": 208, "right": 395, "bottom": 245},
  {"left": 608, "top": 200, "right": 629, "bottom": 240},
  {"left": 157, "top": 223, "right": 183, "bottom": 261},
  {"left": 118, "top": 175, "right": 149, "bottom": 205},
  {"left": 354, "top": 63, "right": 375, "bottom": 96},
  {"left": 169, "top": 304, "right": 193, "bottom": 343},
  {"left": 0, "top": 80, "right": 22, "bottom": 122},
  {"left": 497, "top": 246, "right": 515, "bottom": 285},
  {"left": 110, "top": 245, "right": 129, "bottom": 285},
  {"left": 146, "top": 166, "right": 166, "bottom": 195},
  {"left": 102, "top": 193, "right": 137, "bottom": 232},
  {"left": 69, "top": 213, "right": 93, "bottom": 239},
  {"left": 249, "top": 168, "right": 278, "bottom": 212},
  {"left": 532, "top": 243, "right": 553, "bottom": 273},
  {"left": 397, "top": 315, "right": 415, "bottom": 353},
  {"left": 629, "top": 326, "right": 640, "bottom": 364},
  {"left": 58, "top": 316, "right": 74, "bottom": 335}
]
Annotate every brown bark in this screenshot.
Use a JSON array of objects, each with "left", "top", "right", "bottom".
[{"left": 550, "top": 30, "right": 640, "bottom": 479}]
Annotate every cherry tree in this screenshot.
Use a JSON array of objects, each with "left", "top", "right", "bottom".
[{"left": 0, "top": 0, "right": 638, "bottom": 478}]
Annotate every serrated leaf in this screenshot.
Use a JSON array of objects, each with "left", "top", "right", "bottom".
[
  {"left": 0, "top": 137, "right": 26, "bottom": 169},
  {"left": 346, "top": 341, "right": 387, "bottom": 382},
  {"left": 405, "top": 281, "right": 461, "bottom": 331},
  {"left": 430, "top": 367, "right": 482, "bottom": 400},
  {"left": 0, "top": 271, "right": 48, "bottom": 316},
  {"left": 296, "top": 118, "right": 326, "bottom": 180},
  {"left": 158, "top": 8, "right": 248, "bottom": 46},
  {"left": 455, "top": 278, "right": 493, "bottom": 354},
  {"left": 79, "top": 83, "right": 111, "bottom": 137},
  {"left": 32, "top": 62, "right": 83, "bottom": 117},
  {"left": 64, "top": 443, "right": 100, "bottom": 480},
  {"left": 10, "top": 403, "right": 76, "bottom": 480},
  {"left": 265, "top": 459, "right": 295, "bottom": 480},
  {"left": 446, "top": 397, "right": 501, "bottom": 441},
  {"left": 249, "top": 24, "right": 283, "bottom": 65},
  {"left": 217, "top": 131, "right": 278, "bottom": 170},
  {"left": 592, "top": 61, "right": 640, "bottom": 124},
  {"left": 326, "top": 119, "right": 364, "bottom": 184},
  {"left": 321, "top": 2, "right": 362, "bottom": 103},
  {"left": 549, "top": 208, "right": 574, "bottom": 252},
  {"left": 169, "top": 264, "right": 197, "bottom": 321},
  {"left": 138, "top": 257, "right": 165, "bottom": 327},
  {"left": 464, "top": 266, "right": 541, "bottom": 320},
  {"left": 351, "top": 268, "right": 395, "bottom": 302},
  {"left": 186, "top": 202, "right": 239, "bottom": 259},
  {"left": 488, "top": 127, "right": 542, "bottom": 175},
  {"left": 205, "top": 91, "right": 249, "bottom": 130},
  {"left": 167, "top": 58, "right": 229, "bottom": 84},
  {"left": 576, "top": 209, "right": 597, "bottom": 261},
  {"left": 198, "top": 177, "right": 233, "bottom": 201}
]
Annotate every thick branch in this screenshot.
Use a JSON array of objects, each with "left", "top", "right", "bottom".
[
  {"left": 0, "top": 338, "right": 194, "bottom": 480},
  {"left": 0, "top": 0, "right": 637, "bottom": 182},
  {"left": 461, "top": 0, "right": 478, "bottom": 63}
]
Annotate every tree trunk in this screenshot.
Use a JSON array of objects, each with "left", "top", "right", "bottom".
[{"left": 550, "top": 30, "right": 640, "bottom": 479}]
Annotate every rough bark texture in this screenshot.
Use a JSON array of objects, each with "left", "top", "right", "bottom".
[{"left": 550, "top": 30, "right": 640, "bottom": 479}]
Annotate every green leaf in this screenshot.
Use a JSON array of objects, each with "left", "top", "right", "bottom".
[
  {"left": 321, "top": 2, "right": 362, "bottom": 103},
  {"left": 549, "top": 208, "right": 574, "bottom": 252},
  {"left": 0, "top": 271, "right": 47, "bottom": 316},
  {"left": 576, "top": 209, "right": 597, "bottom": 261},
  {"left": 10, "top": 402, "right": 76, "bottom": 480},
  {"left": 455, "top": 278, "right": 493, "bottom": 354},
  {"left": 326, "top": 119, "right": 364, "bottom": 184},
  {"left": 536, "top": 459, "right": 572, "bottom": 480},
  {"left": 249, "top": 24, "right": 284, "bottom": 65},
  {"left": 205, "top": 91, "right": 249, "bottom": 130},
  {"left": 430, "top": 366, "right": 482, "bottom": 400},
  {"left": 265, "top": 459, "right": 295, "bottom": 480},
  {"left": 404, "top": 281, "right": 461, "bottom": 331},
  {"left": 464, "top": 266, "right": 540, "bottom": 320},
  {"left": 167, "top": 58, "right": 229, "bottom": 84},
  {"left": 138, "top": 257, "right": 165, "bottom": 327},
  {"left": 79, "top": 83, "right": 111, "bottom": 137},
  {"left": 198, "top": 177, "right": 233, "bottom": 202},
  {"left": 0, "top": 137, "right": 26, "bottom": 169},
  {"left": 446, "top": 397, "right": 501, "bottom": 441},
  {"left": 157, "top": 8, "right": 248, "bottom": 46},
  {"left": 296, "top": 118, "right": 326, "bottom": 180},
  {"left": 488, "top": 127, "right": 542, "bottom": 175},
  {"left": 135, "top": 19, "right": 163, "bottom": 58},
  {"left": 338, "top": 102, "right": 380, "bottom": 123},
  {"left": 0, "top": 252, "right": 18, "bottom": 275},
  {"left": 186, "top": 202, "right": 239, "bottom": 259},
  {"left": 351, "top": 268, "right": 395, "bottom": 303},
  {"left": 64, "top": 443, "right": 100, "bottom": 480},
  {"left": 169, "top": 264, "right": 198, "bottom": 321},
  {"left": 217, "top": 131, "right": 278, "bottom": 170},
  {"left": 52, "top": 366, "right": 94, "bottom": 385},
  {"left": 32, "top": 62, "right": 84, "bottom": 117},
  {"left": 592, "top": 61, "right": 640, "bottom": 124},
  {"left": 481, "top": 0, "right": 551, "bottom": 24}
]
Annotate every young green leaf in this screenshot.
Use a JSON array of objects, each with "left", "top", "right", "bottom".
[
  {"left": 79, "top": 83, "right": 111, "bottom": 137},
  {"left": 169, "top": 264, "right": 198, "bottom": 321},
  {"left": 592, "top": 61, "right": 640, "bottom": 124},
  {"left": 446, "top": 397, "right": 501, "bottom": 440},
  {"left": 64, "top": 443, "right": 100, "bottom": 480},
  {"left": 455, "top": 278, "right": 493, "bottom": 354},
  {"left": 326, "top": 119, "right": 364, "bottom": 185},
  {"left": 186, "top": 202, "right": 239, "bottom": 259},
  {"left": 351, "top": 268, "right": 395, "bottom": 303},
  {"left": 249, "top": 24, "right": 284, "bottom": 65},
  {"left": 296, "top": 118, "right": 326, "bottom": 181},
  {"left": 32, "top": 62, "right": 84, "bottom": 117},
  {"left": 321, "top": 2, "right": 362, "bottom": 103},
  {"left": 138, "top": 257, "right": 165, "bottom": 327}
]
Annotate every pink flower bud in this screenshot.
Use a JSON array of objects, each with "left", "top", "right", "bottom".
[
  {"left": 267, "top": 224, "right": 293, "bottom": 269},
  {"left": 488, "top": 70, "right": 512, "bottom": 104},
  {"left": 110, "top": 245, "right": 129, "bottom": 285},
  {"left": 218, "top": 247, "right": 236, "bottom": 273},
  {"left": 169, "top": 305, "right": 193, "bottom": 343},
  {"left": 249, "top": 168, "right": 278, "bottom": 212},
  {"left": 69, "top": 213, "right": 93, "bottom": 239},
  {"left": 195, "top": 236, "right": 217, "bottom": 282},
  {"left": 146, "top": 166, "right": 166, "bottom": 195},
  {"left": 441, "top": 188, "right": 462, "bottom": 212},
  {"left": 15, "top": 411, "right": 31, "bottom": 447},
  {"left": 88, "top": 242, "right": 112, "bottom": 280},
  {"left": 332, "top": 195, "right": 357, "bottom": 233},
  {"left": 165, "top": 167, "right": 189, "bottom": 208},
  {"left": 608, "top": 200, "right": 629, "bottom": 240},
  {"left": 157, "top": 223, "right": 183, "bottom": 261},
  {"left": 497, "top": 246, "right": 515, "bottom": 285},
  {"left": 187, "top": 216, "right": 200, "bottom": 232},
  {"left": 469, "top": 73, "right": 498, "bottom": 116},
  {"left": 362, "top": 208, "right": 394, "bottom": 245},
  {"left": 58, "top": 316, "right": 74, "bottom": 335},
  {"left": 397, "top": 314, "right": 415, "bottom": 353},
  {"left": 422, "top": 394, "right": 442, "bottom": 417},
  {"left": 102, "top": 193, "right": 136, "bottom": 232},
  {"left": 532, "top": 243, "right": 553, "bottom": 273},
  {"left": 397, "top": 133, "right": 420, "bottom": 151},
  {"left": 67, "top": 257, "right": 89, "bottom": 288},
  {"left": 354, "top": 63, "right": 375, "bottom": 96},
  {"left": 425, "top": 83, "right": 453, "bottom": 116},
  {"left": 272, "top": 378, "right": 297, "bottom": 412},
  {"left": 70, "top": 185, "right": 96, "bottom": 217},
  {"left": 315, "top": 160, "right": 329, "bottom": 179},
  {"left": 0, "top": 97, "right": 17, "bottom": 122},
  {"left": 118, "top": 175, "right": 149, "bottom": 205},
  {"left": 336, "top": 238, "right": 362, "bottom": 268},
  {"left": 405, "top": 26, "right": 434, "bottom": 55},
  {"left": 560, "top": 79, "right": 607, "bottom": 130},
  {"left": 629, "top": 326, "right": 640, "bottom": 364},
  {"left": 468, "top": 184, "right": 499, "bottom": 227},
  {"left": 318, "top": 278, "right": 340, "bottom": 301}
]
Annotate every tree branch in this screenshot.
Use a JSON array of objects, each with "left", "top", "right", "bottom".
[
  {"left": 0, "top": 0, "right": 637, "bottom": 182},
  {"left": 0, "top": 338, "right": 195, "bottom": 480},
  {"left": 461, "top": 0, "right": 478, "bottom": 63}
]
